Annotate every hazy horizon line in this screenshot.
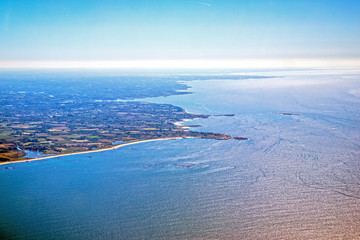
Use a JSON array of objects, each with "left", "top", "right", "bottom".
[{"left": 1, "top": 59, "right": 360, "bottom": 69}]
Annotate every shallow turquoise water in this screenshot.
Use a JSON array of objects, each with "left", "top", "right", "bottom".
[{"left": 1, "top": 69, "right": 360, "bottom": 239}]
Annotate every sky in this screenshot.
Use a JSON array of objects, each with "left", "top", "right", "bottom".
[{"left": 0, "top": 0, "right": 360, "bottom": 67}]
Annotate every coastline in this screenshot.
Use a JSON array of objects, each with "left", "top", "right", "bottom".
[
  {"left": 174, "top": 118, "right": 201, "bottom": 129},
  {"left": 0, "top": 137, "right": 191, "bottom": 166}
]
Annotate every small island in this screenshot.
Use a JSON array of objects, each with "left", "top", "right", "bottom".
[{"left": 275, "top": 112, "right": 301, "bottom": 116}]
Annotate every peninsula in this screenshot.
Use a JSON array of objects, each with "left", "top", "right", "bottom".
[{"left": 0, "top": 72, "right": 247, "bottom": 163}]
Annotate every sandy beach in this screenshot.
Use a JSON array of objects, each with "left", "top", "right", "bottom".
[{"left": 0, "top": 137, "right": 190, "bottom": 166}]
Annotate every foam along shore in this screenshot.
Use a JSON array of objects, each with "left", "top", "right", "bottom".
[
  {"left": 174, "top": 118, "right": 200, "bottom": 130},
  {"left": 0, "top": 137, "right": 192, "bottom": 166}
]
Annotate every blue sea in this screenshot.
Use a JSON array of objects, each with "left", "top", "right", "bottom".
[{"left": 1, "top": 69, "right": 360, "bottom": 239}]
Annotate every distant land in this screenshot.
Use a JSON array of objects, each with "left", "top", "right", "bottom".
[{"left": 0, "top": 71, "right": 252, "bottom": 162}]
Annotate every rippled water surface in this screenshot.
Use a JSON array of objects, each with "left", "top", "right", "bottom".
[{"left": 1, "top": 69, "right": 360, "bottom": 239}]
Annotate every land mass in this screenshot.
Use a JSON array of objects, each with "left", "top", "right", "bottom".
[
  {"left": 0, "top": 101, "right": 246, "bottom": 162},
  {"left": 0, "top": 72, "right": 248, "bottom": 162}
]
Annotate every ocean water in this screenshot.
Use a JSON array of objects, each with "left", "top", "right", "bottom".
[{"left": 1, "top": 69, "right": 360, "bottom": 239}]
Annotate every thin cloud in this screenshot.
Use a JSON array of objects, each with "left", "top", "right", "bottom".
[{"left": 195, "top": 2, "right": 212, "bottom": 7}]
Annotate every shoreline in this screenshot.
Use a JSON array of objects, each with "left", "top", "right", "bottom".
[
  {"left": 0, "top": 137, "right": 191, "bottom": 166},
  {"left": 173, "top": 118, "right": 199, "bottom": 130}
]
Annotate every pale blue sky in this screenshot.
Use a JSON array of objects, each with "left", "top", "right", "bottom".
[{"left": 0, "top": 0, "right": 360, "bottom": 61}]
